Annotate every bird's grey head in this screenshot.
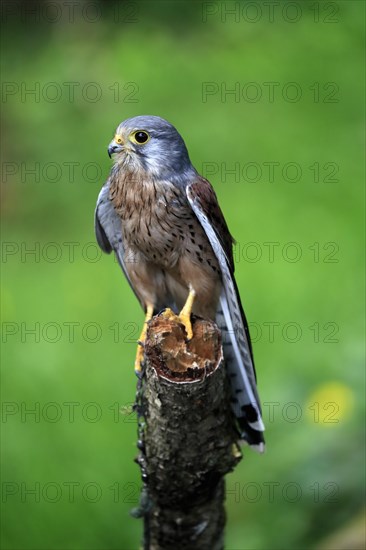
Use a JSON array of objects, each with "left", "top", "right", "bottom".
[{"left": 107, "top": 115, "right": 195, "bottom": 182}]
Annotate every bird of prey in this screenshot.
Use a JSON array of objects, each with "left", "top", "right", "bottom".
[{"left": 95, "top": 115, "right": 265, "bottom": 451}]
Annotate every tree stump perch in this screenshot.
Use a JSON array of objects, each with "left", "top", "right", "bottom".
[{"left": 134, "top": 312, "right": 242, "bottom": 550}]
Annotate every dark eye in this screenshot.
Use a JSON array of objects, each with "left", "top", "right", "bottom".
[{"left": 133, "top": 131, "right": 149, "bottom": 144}]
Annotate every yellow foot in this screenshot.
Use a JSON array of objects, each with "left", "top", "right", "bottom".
[
  {"left": 161, "top": 306, "right": 194, "bottom": 340},
  {"left": 178, "top": 311, "right": 194, "bottom": 340},
  {"left": 134, "top": 303, "right": 154, "bottom": 376},
  {"left": 179, "top": 286, "right": 196, "bottom": 340},
  {"left": 161, "top": 308, "right": 179, "bottom": 322}
]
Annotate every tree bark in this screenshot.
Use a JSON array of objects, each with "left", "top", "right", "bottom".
[{"left": 134, "top": 311, "right": 242, "bottom": 550}]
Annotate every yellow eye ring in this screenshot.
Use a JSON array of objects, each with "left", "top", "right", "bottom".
[{"left": 130, "top": 130, "right": 150, "bottom": 145}]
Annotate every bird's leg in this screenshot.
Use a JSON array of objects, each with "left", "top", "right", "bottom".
[
  {"left": 134, "top": 303, "right": 154, "bottom": 375},
  {"left": 161, "top": 308, "right": 179, "bottom": 321},
  {"left": 178, "top": 285, "right": 196, "bottom": 340},
  {"left": 160, "top": 286, "right": 196, "bottom": 339}
]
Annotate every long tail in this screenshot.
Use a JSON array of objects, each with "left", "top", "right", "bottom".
[{"left": 216, "top": 286, "right": 265, "bottom": 452}]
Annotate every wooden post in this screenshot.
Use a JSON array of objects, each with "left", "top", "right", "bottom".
[{"left": 134, "top": 312, "right": 242, "bottom": 550}]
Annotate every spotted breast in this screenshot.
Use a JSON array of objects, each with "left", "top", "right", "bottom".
[{"left": 109, "top": 168, "right": 220, "bottom": 275}]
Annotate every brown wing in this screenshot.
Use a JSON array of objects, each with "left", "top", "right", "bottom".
[
  {"left": 187, "top": 176, "right": 235, "bottom": 272},
  {"left": 186, "top": 176, "right": 265, "bottom": 450}
]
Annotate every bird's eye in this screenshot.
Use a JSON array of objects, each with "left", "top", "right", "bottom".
[{"left": 131, "top": 131, "right": 150, "bottom": 144}]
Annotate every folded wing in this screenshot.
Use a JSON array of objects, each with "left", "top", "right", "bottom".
[
  {"left": 94, "top": 180, "right": 143, "bottom": 308},
  {"left": 186, "top": 177, "right": 265, "bottom": 452}
]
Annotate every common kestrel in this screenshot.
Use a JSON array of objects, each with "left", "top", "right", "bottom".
[{"left": 95, "top": 115, "right": 265, "bottom": 451}]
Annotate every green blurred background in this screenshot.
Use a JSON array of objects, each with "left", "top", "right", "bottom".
[{"left": 1, "top": 1, "right": 365, "bottom": 549}]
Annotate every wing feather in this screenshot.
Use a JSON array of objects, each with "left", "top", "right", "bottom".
[
  {"left": 186, "top": 177, "right": 265, "bottom": 451},
  {"left": 94, "top": 181, "right": 143, "bottom": 308}
]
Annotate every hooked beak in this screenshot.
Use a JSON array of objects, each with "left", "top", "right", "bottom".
[{"left": 108, "top": 139, "right": 123, "bottom": 158}]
